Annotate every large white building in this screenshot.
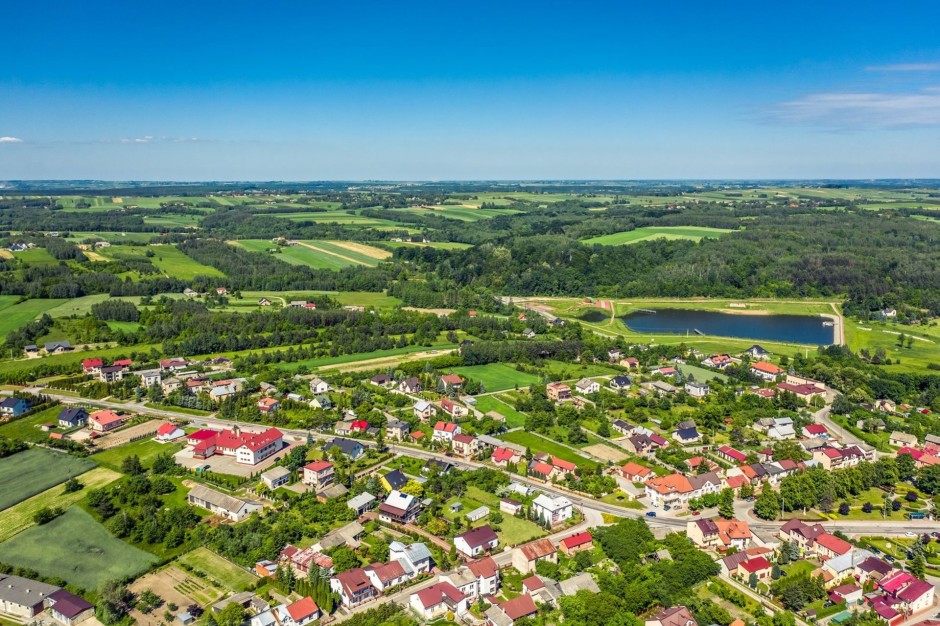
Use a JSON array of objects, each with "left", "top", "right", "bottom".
[{"left": 532, "top": 494, "right": 573, "bottom": 526}]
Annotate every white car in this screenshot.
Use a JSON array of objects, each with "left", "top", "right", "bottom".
[{"left": 905, "top": 531, "right": 917, "bottom": 537}]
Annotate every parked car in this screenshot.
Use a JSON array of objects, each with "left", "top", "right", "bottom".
[{"left": 646, "top": 511, "right": 657, "bottom": 517}]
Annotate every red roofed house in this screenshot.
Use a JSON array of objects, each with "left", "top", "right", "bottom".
[
  {"left": 303, "top": 460, "right": 335, "bottom": 489},
  {"left": 452, "top": 433, "right": 482, "bottom": 457},
  {"left": 491, "top": 447, "right": 522, "bottom": 467},
  {"left": 528, "top": 461, "right": 555, "bottom": 479},
  {"left": 621, "top": 461, "right": 653, "bottom": 482},
  {"left": 331, "top": 568, "right": 376, "bottom": 608},
  {"left": 779, "top": 519, "right": 826, "bottom": 553},
  {"left": 112, "top": 358, "right": 132, "bottom": 370},
  {"left": 512, "top": 538, "right": 557, "bottom": 574},
  {"left": 815, "top": 533, "right": 853, "bottom": 560},
  {"left": 440, "top": 398, "right": 469, "bottom": 418},
  {"left": 441, "top": 374, "right": 463, "bottom": 389},
  {"left": 803, "top": 423, "right": 829, "bottom": 438},
  {"left": 559, "top": 532, "right": 593, "bottom": 556},
  {"left": 736, "top": 556, "right": 772, "bottom": 581},
  {"left": 155, "top": 422, "right": 184, "bottom": 442},
  {"left": 257, "top": 397, "right": 280, "bottom": 413},
  {"left": 81, "top": 358, "right": 103, "bottom": 374},
  {"left": 551, "top": 456, "right": 577, "bottom": 476},
  {"left": 88, "top": 410, "right": 125, "bottom": 432},
  {"left": 546, "top": 381, "right": 571, "bottom": 402},
  {"left": 350, "top": 420, "right": 369, "bottom": 433},
  {"left": 877, "top": 570, "right": 935, "bottom": 614},
  {"left": 410, "top": 582, "right": 468, "bottom": 620},
  {"left": 285, "top": 597, "right": 321, "bottom": 625},
  {"left": 364, "top": 560, "right": 409, "bottom": 592},
  {"left": 454, "top": 526, "right": 499, "bottom": 559},
  {"left": 432, "top": 421, "right": 461, "bottom": 443},
  {"left": 777, "top": 382, "right": 825, "bottom": 402},
  {"left": 189, "top": 427, "right": 283, "bottom": 465},
  {"left": 492, "top": 594, "right": 538, "bottom": 625},
  {"left": 716, "top": 445, "right": 747, "bottom": 464}
]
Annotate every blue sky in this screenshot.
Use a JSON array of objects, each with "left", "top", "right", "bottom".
[{"left": 2, "top": 0, "right": 940, "bottom": 180}]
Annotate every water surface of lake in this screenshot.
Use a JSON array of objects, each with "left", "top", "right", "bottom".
[{"left": 621, "top": 309, "right": 833, "bottom": 345}]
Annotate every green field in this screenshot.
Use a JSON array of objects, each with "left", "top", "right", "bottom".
[
  {"left": 0, "top": 448, "right": 98, "bottom": 511},
  {"left": 231, "top": 240, "right": 355, "bottom": 270},
  {"left": 280, "top": 343, "right": 456, "bottom": 371},
  {"left": 0, "top": 467, "right": 121, "bottom": 543},
  {"left": 378, "top": 241, "right": 473, "bottom": 250},
  {"left": 844, "top": 318, "right": 940, "bottom": 373},
  {"left": 11, "top": 248, "right": 59, "bottom": 265},
  {"left": 583, "top": 226, "right": 733, "bottom": 246},
  {"left": 238, "top": 290, "right": 402, "bottom": 309},
  {"left": 255, "top": 209, "right": 405, "bottom": 228},
  {"left": 133, "top": 244, "right": 224, "bottom": 279},
  {"left": 452, "top": 363, "right": 542, "bottom": 392},
  {"left": 401, "top": 205, "right": 521, "bottom": 222},
  {"left": 500, "top": 430, "right": 598, "bottom": 470},
  {"left": 674, "top": 363, "right": 728, "bottom": 382},
  {"left": 0, "top": 298, "right": 68, "bottom": 336},
  {"left": 177, "top": 547, "right": 257, "bottom": 591},
  {"left": 443, "top": 486, "right": 545, "bottom": 546},
  {"left": 472, "top": 394, "right": 528, "bottom": 428},
  {"left": 0, "top": 507, "right": 157, "bottom": 588},
  {"left": 92, "top": 436, "right": 185, "bottom": 471}
]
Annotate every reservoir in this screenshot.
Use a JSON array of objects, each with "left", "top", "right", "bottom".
[{"left": 621, "top": 309, "right": 834, "bottom": 345}]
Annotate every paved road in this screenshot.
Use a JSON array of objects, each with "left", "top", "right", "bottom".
[{"left": 20, "top": 388, "right": 934, "bottom": 537}]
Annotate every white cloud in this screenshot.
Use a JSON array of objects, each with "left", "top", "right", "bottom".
[
  {"left": 866, "top": 63, "right": 940, "bottom": 72},
  {"left": 763, "top": 87, "right": 940, "bottom": 129},
  {"left": 0, "top": 136, "right": 23, "bottom": 143}
]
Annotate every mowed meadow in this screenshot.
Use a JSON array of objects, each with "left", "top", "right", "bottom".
[
  {"left": 583, "top": 226, "right": 733, "bottom": 245},
  {"left": 229, "top": 240, "right": 390, "bottom": 269}
]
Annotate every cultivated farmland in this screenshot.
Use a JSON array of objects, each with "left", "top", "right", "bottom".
[
  {"left": 583, "top": 226, "right": 733, "bottom": 246},
  {"left": 0, "top": 448, "right": 97, "bottom": 511},
  {"left": 0, "top": 507, "right": 157, "bottom": 588}
]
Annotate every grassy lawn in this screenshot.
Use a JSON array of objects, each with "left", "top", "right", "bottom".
[
  {"left": 14, "top": 248, "right": 59, "bottom": 265},
  {"left": 675, "top": 363, "right": 728, "bottom": 382},
  {"left": 0, "top": 467, "right": 121, "bottom": 543},
  {"left": 92, "top": 437, "right": 185, "bottom": 471},
  {"left": 452, "top": 363, "right": 542, "bottom": 392},
  {"left": 844, "top": 318, "right": 940, "bottom": 372},
  {"left": 0, "top": 507, "right": 157, "bottom": 589},
  {"left": 177, "top": 547, "right": 258, "bottom": 591},
  {"left": 538, "top": 359, "right": 618, "bottom": 378},
  {"left": 597, "top": 491, "right": 645, "bottom": 509},
  {"left": 473, "top": 394, "right": 528, "bottom": 428},
  {"left": 0, "top": 406, "right": 69, "bottom": 443},
  {"left": 0, "top": 448, "right": 97, "bottom": 511},
  {"left": 150, "top": 245, "right": 225, "bottom": 279},
  {"left": 443, "top": 486, "right": 545, "bottom": 547},
  {"left": 500, "top": 431, "right": 598, "bottom": 470},
  {"left": 0, "top": 298, "right": 68, "bottom": 336},
  {"left": 583, "top": 226, "right": 733, "bottom": 246},
  {"left": 860, "top": 537, "right": 914, "bottom": 559}
]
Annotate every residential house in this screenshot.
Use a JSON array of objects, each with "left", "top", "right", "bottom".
[
  {"left": 364, "top": 561, "right": 409, "bottom": 593},
  {"left": 575, "top": 378, "right": 600, "bottom": 395},
  {"left": 308, "top": 377, "right": 330, "bottom": 394},
  {"left": 43, "top": 341, "right": 72, "bottom": 354},
  {"left": 625, "top": 432, "right": 669, "bottom": 456},
  {"left": 512, "top": 538, "right": 556, "bottom": 574},
  {"left": 441, "top": 374, "right": 463, "bottom": 390},
  {"left": 645, "top": 472, "right": 721, "bottom": 509},
  {"left": 347, "top": 492, "right": 377, "bottom": 516},
  {"left": 440, "top": 399, "right": 469, "bottom": 419},
  {"left": 442, "top": 557, "right": 500, "bottom": 599},
  {"left": 735, "top": 557, "right": 773, "bottom": 582},
  {"left": 322, "top": 438, "right": 364, "bottom": 460},
  {"left": 389, "top": 541, "right": 432, "bottom": 575},
  {"left": 856, "top": 556, "right": 893, "bottom": 585},
  {"left": 876, "top": 570, "right": 935, "bottom": 615},
  {"left": 138, "top": 369, "right": 162, "bottom": 388},
  {"left": 370, "top": 374, "right": 392, "bottom": 387},
  {"left": 546, "top": 382, "right": 571, "bottom": 402},
  {"left": 279, "top": 546, "right": 334, "bottom": 579},
  {"left": 380, "top": 469, "right": 409, "bottom": 492},
  {"left": 768, "top": 417, "right": 796, "bottom": 440},
  {"left": 687, "top": 518, "right": 752, "bottom": 552},
  {"left": 609, "top": 375, "right": 633, "bottom": 390},
  {"left": 378, "top": 490, "right": 423, "bottom": 524},
  {"left": 889, "top": 431, "right": 918, "bottom": 448},
  {"left": 257, "top": 397, "right": 280, "bottom": 414},
  {"left": 829, "top": 584, "right": 863, "bottom": 606},
  {"left": 813, "top": 445, "right": 869, "bottom": 470},
  {"left": 823, "top": 549, "right": 874, "bottom": 583},
  {"left": 410, "top": 582, "right": 468, "bottom": 621},
  {"left": 88, "top": 409, "right": 124, "bottom": 432},
  {"left": 487, "top": 595, "right": 538, "bottom": 626},
  {"left": 299, "top": 460, "right": 334, "bottom": 489},
  {"left": 500, "top": 498, "right": 523, "bottom": 515},
  {"left": 778, "top": 519, "right": 826, "bottom": 553},
  {"left": 815, "top": 533, "right": 853, "bottom": 561},
  {"left": 452, "top": 433, "right": 482, "bottom": 457},
  {"left": 803, "top": 423, "right": 829, "bottom": 438},
  {"left": 750, "top": 361, "right": 784, "bottom": 382},
  {"left": 673, "top": 425, "right": 702, "bottom": 444},
  {"left": 385, "top": 419, "right": 410, "bottom": 441},
  {"left": 81, "top": 358, "right": 103, "bottom": 375},
  {"left": 56, "top": 406, "right": 87, "bottom": 428},
  {"left": 559, "top": 532, "right": 593, "bottom": 556},
  {"left": 644, "top": 380, "right": 678, "bottom": 394},
  {"left": 685, "top": 382, "right": 709, "bottom": 397},
  {"left": 454, "top": 525, "right": 499, "bottom": 559},
  {"left": 703, "top": 354, "right": 733, "bottom": 370},
  {"left": 612, "top": 419, "right": 635, "bottom": 436},
  {"left": 491, "top": 446, "right": 522, "bottom": 467},
  {"left": 532, "top": 494, "right": 573, "bottom": 526},
  {"left": 432, "top": 421, "right": 461, "bottom": 443},
  {"left": 621, "top": 356, "right": 640, "bottom": 369},
  {"left": 188, "top": 484, "right": 262, "bottom": 522},
  {"left": 400, "top": 377, "right": 422, "bottom": 394},
  {"left": 621, "top": 461, "right": 653, "bottom": 482},
  {"left": 645, "top": 606, "right": 698, "bottom": 626},
  {"left": 777, "top": 382, "right": 826, "bottom": 403},
  {"left": 413, "top": 400, "right": 437, "bottom": 420},
  {"left": 159, "top": 357, "right": 188, "bottom": 371},
  {"left": 331, "top": 569, "right": 376, "bottom": 608},
  {"left": 716, "top": 445, "right": 747, "bottom": 464},
  {"left": 746, "top": 345, "right": 770, "bottom": 360},
  {"left": 156, "top": 422, "right": 185, "bottom": 442},
  {"left": 0, "top": 574, "right": 62, "bottom": 619}
]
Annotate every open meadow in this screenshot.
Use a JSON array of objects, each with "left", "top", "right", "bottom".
[
  {"left": 0, "top": 448, "right": 98, "bottom": 511},
  {"left": 0, "top": 507, "right": 157, "bottom": 588},
  {"left": 451, "top": 363, "right": 542, "bottom": 392},
  {"left": 583, "top": 226, "right": 733, "bottom": 246}
]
